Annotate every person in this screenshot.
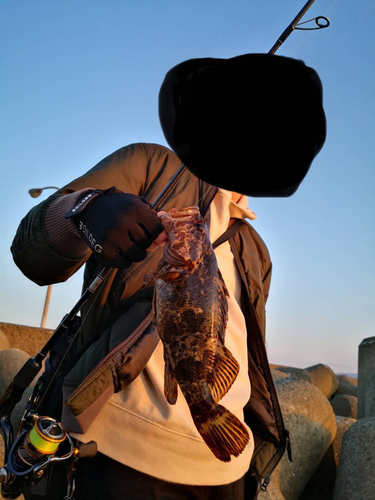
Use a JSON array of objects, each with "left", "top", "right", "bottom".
[{"left": 11, "top": 142, "right": 289, "bottom": 500}]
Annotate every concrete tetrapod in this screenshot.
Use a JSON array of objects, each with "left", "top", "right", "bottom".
[
  {"left": 259, "top": 378, "right": 337, "bottom": 500},
  {"left": 304, "top": 363, "right": 339, "bottom": 399},
  {"left": 333, "top": 416, "right": 375, "bottom": 500},
  {"left": 299, "top": 416, "right": 357, "bottom": 500}
]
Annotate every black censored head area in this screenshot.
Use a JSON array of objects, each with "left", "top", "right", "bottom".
[{"left": 159, "top": 53, "right": 326, "bottom": 197}]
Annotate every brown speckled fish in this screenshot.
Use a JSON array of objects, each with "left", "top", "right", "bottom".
[{"left": 150, "top": 206, "right": 249, "bottom": 462}]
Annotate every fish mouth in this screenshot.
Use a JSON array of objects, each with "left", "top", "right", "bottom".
[
  {"left": 160, "top": 206, "right": 201, "bottom": 233},
  {"left": 160, "top": 206, "right": 204, "bottom": 269},
  {"left": 168, "top": 206, "right": 201, "bottom": 218}
]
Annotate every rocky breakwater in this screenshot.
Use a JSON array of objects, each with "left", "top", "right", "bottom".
[
  {"left": 259, "top": 356, "right": 364, "bottom": 500},
  {"left": 0, "top": 322, "right": 52, "bottom": 500},
  {"left": 331, "top": 337, "right": 375, "bottom": 500},
  {"left": 0, "top": 323, "right": 372, "bottom": 500}
]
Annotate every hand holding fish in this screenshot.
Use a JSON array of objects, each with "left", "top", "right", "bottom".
[{"left": 146, "top": 211, "right": 168, "bottom": 252}]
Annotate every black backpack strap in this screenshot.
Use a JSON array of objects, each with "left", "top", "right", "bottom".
[{"left": 213, "top": 219, "right": 243, "bottom": 249}]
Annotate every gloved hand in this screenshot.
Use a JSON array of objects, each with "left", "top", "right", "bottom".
[{"left": 65, "top": 187, "right": 164, "bottom": 269}]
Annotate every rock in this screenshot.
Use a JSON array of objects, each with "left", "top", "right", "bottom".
[
  {"left": 335, "top": 374, "right": 358, "bottom": 397},
  {"left": 0, "top": 349, "right": 31, "bottom": 500},
  {"left": 330, "top": 394, "right": 358, "bottom": 419},
  {"left": 333, "top": 416, "right": 375, "bottom": 500},
  {"left": 0, "top": 323, "right": 52, "bottom": 357},
  {"left": 299, "top": 416, "right": 357, "bottom": 500},
  {"left": 258, "top": 378, "right": 337, "bottom": 500},
  {"left": 0, "top": 330, "right": 10, "bottom": 351},
  {"left": 0, "top": 348, "right": 31, "bottom": 392},
  {"left": 304, "top": 363, "right": 339, "bottom": 399},
  {"left": 269, "top": 363, "right": 289, "bottom": 370},
  {"left": 358, "top": 336, "right": 375, "bottom": 418},
  {"left": 0, "top": 324, "right": 53, "bottom": 500},
  {"left": 0, "top": 347, "right": 45, "bottom": 500},
  {"left": 271, "top": 369, "right": 288, "bottom": 383},
  {"left": 333, "top": 416, "right": 357, "bottom": 463},
  {"left": 359, "top": 372, "right": 375, "bottom": 419},
  {"left": 0, "top": 349, "right": 40, "bottom": 431},
  {"left": 272, "top": 366, "right": 312, "bottom": 383}
]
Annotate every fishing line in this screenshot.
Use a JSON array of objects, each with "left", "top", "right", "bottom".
[
  {"left": 323, "top": 0, "right": 342, "bottom": 16},
  {"left": 322, "top": 1, "right": 375, "bottom": 60},
  {"left": 33, "top": 272, "right": 111, "bottom": 412},
  {"left": 286, "top": 0, "right": 337, "bottom": 53},
  {"left": 34, "top": 166, "right": 195, "bottom": 411}
]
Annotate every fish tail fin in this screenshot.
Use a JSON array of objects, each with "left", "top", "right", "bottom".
[{"left": 193, "top": 405, "right": 250, "bottom": 462}]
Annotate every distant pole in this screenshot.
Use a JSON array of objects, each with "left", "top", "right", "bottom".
[
  {"left": 40, "top": 284, "right": 52, "bottom": 328},
  {"left": 358, "top": 336, "right": 375, "bottom": 419},
  {"left": 28, "top": 185, "right": 60, "bottom": 329}
]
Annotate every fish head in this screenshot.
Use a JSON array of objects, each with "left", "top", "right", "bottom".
[{"left": 160, "top": 206, "right": 209, "bottom": 271}]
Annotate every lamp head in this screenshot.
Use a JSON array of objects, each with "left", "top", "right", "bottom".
[{"left": 28, "top": 189, "right": 43, "bottom": 198}]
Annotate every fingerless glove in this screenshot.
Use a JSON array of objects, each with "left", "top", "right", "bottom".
[{"left": 65, "top": 187, "right": 164, "bottom": 269}]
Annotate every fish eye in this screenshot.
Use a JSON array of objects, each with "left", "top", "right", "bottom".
[{"left": 194, "top": 222, "right": 206, "bottom": 232}]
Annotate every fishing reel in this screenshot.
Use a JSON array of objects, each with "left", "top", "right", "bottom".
[{"left": 0, "top": 413, "right": 75, "bottom": 499}]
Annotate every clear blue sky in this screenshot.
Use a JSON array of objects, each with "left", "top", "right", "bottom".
[{"left": 1, "top": 0, "right": 374, "bottom": 374}]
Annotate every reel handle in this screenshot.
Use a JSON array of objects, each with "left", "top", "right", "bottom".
[{"left": 75, "top": 440, "right": 97, "bottom": 459}]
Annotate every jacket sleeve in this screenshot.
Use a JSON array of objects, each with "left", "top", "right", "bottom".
[{"left": 10, "top": 143, "right": 153, "bottom": 286}]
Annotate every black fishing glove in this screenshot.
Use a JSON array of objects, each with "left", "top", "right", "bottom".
[{"left": 65, "top": 187, "right": 164, "bottom": 269}]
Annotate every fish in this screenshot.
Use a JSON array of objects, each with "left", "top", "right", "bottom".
[{"left": 150, "top": 205, "right": 249, "bottom": 462}]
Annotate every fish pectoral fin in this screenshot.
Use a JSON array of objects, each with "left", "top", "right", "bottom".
[
  {"left": 217, "top": 269, "right": 229, "bottom": 343},
  {"left": 207, "top": 344, "right": 239, "bottom": 403},
  {"left": 143, "top": 272, "right": 157, "bottom": 286},
  {"left": 159, "top": 271, "right": 182, "bottom": 282},
  {"left": 145, "top": 270, "right": 181, "bottom": 286},
  {"left": 193, "top": 405, "right": 250, "bottom": 462},
  {"left": 164, "top": 356, "right": 178, "bottom": 405}
]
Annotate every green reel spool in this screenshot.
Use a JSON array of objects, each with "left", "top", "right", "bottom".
[{"left": 25, "top": 416, "right": 66, "bottom": 457}]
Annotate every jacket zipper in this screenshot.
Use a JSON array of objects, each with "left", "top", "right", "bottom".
[
  {"left": 70, "top": 311, "right": 154, "bottom": 396},
  {"left": 259, "top": 430, "right": 292, "bottom": 491}
]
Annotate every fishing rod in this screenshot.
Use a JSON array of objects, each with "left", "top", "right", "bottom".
[
  {"left": 158, "top": 0, "right": 329, "bottom": 196},
  {"left": 0, "top": 1, "right": 330, "bottom": 498},
  {"left": 269, "top": 0, "right": 329, "bottom": 54},
  {"left": 0, "top": 165, "right": 188, "bottom": 499},
  {"left": 0, "top": 164, "right": 188, "bottom": 499}
]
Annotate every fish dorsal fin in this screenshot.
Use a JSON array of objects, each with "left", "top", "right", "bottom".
[{"left": 207, "top": 343, "right": 239, "bottom": 403}]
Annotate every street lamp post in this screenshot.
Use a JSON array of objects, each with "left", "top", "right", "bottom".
[
  {"left": 28, "top": 185, "right": 60, "bottom": 328},
  {"left": 40, "top": 284, "right": 53, "bottom": 329}
]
